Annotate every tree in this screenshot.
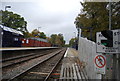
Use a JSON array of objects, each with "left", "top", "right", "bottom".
[
  {"left": 0, "top": 10, "right": 28, "bottom": 34},
  {"left": 74, "top": 2, "right": 120, "bottom": 41},
  {"left": 31, "top": 29, "right": 46, "bottom": 39},
  {"left": 69, "top": 37, "right": 77, "bottom": 47},
  {"left": 31, "top": 29, "right": 40, "bottom": 37},
  {"left": 111, "top": 2, "right": 120, "bottom": 29},
  {"left": 49, "top": 34, "right": 57, "bottom": 46},
  {"left": 49, "top": 34, "right": 65, "bottom": 47},
  {"left": 56, "top": 34, "right": 65, "bottom": 46},
  {"left": 64, "top": 44, "right": 70, "bottom": 47},
  {"left": 39, "top": 32, "right": 46, "bottom": 39}
]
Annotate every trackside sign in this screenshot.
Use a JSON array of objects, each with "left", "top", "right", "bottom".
[
  {"left": 94, "top": 54, "right": 106, "bottom": 74},
  {"left": 96, "top": 29, "right": 120, "bottom": 53}
]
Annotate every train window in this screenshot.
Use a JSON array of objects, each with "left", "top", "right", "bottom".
[
  {"left": 26, "top": 39, "right": 29, "bottom": 43},
  {"left": 14, "top": 38, "right": 18, "bottom": 41},
  {"left": 22, "top": 41, "right": 24, "bottom": 43}
]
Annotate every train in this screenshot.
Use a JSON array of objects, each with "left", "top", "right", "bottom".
[
  {"left": 0, "top": 25, "right": 51, "bottom": 47},
  {"left": 0, "top": 25, "right": 23, "bottom": 47},
  {"left": 21, "top": 37, "right": 51, "bottom": 47}
]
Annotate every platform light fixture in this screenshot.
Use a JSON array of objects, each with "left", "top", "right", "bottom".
[{"left": 5, "top": 5, "right": 11, "bottom": 11}]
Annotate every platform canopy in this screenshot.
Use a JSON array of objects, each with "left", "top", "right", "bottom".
[{"left": 0, "top": 25, "right": 23, "bottom": 35}]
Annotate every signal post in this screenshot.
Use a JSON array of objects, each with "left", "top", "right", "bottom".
[{"left": 96, "top": 29, "right": 120, "bottom": 79}]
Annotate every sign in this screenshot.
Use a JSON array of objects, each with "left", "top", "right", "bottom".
[
  {"left": 94, "top": 54, "right": 106, "bottom": 74},
  {"left": 96, "top": 29, "right": 120, "bottom": 53},
  {"left": 94, "top": 55, "right": 106, "bottom": 68}
]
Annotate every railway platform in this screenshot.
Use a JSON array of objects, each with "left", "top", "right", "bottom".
[
  {"left": 0, "top": 47, "right": 58, "bottom": 51},
  {"left": 60, "top": 48, "right": 87, "bottom": 80}
]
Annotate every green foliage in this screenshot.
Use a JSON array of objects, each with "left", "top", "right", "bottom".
[
  {"left": 31, "top": 29, "right": 46, "bottom": 39},
  {"left": 31, "top": 29, "right": 39, "bottom": 36},
  {"left": 39, "top": 32, "right": 46, "bottom": 39},
  {"left": 48, "top": 34, "right": 65, "bottom": 47},
  {"left": 64, "top": 44, "right": 70, "bottom": 47},
  {"left": 50, "top": 34, "right": 57, "bottom": 44},
  {"left": 69, "top": 37, "right": 77, "bottom": 47},
  {"left": 75, "top": 2, "right": 120, "bottom": 41},
  {"left": 23, "top": 32, "right": 30, "bottom": 38},
  {"left": 0, "top": 10, "right": 28, "bottom": 34}
]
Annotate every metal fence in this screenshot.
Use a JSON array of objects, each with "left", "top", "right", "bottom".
[{"left": 78, "top": 37, "right": 120, "bottom": 79}]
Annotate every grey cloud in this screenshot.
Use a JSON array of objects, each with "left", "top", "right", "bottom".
[{"left": 1, "top": 1, "right": 81, "bottom": 44}]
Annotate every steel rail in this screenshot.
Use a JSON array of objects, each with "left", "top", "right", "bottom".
[
  {"left": 44, "top": 50, "right": 66, "bottom": 81},
  {"left": 6, "top": 50, "right": 63, "bottom": 81},
  {"left": 1, "top": 49, "right": 53, "bottom": 62},
  {"left": 1, "top": 49, "right": 57, "bottom": 68},
  {"left": 2, "top": 53, "right": 45, "bottom": 68},
  {"left": 1, "top": 53, "right": 36, "bottom": 62}
]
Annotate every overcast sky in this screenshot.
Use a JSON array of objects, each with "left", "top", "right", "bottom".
[{"left": 1, "top": 0, "right": 82, "bottom": 44}]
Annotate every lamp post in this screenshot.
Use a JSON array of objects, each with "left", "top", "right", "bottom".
[
  {"left": 5, "top": 5, "right": 11, "bottom": 11},
  {"left": 38, "top": 27, "right": 41, "bottom": 47},
  {"left": 37, "top": 27, "right": 41, "bottom": 38},
  {"left": 76, "top": 27, "right": 80, "bottom": 40},
  {"left": 1, "top": 6, "right": 11, "bottom": 47},
  {"left": 74, "top": 19, "right": 81, "bottom": 50},
  {"left": 3, "top": 6, "right": 11, "bottom": 28},
  {"left": 3, "top": 6, "right": 11, "bottom": 29},
  {"left": 38, "top": 27, "right": 41, "bottom": 32},
  {"left": 74, "top": 32, "right": 76, "bottom": 38},
  {"left": 76, "top": 27, "right": 80, "bottom": 50},
  {"left": 73, "top": 32, "right": 77, "bottom": 49},
  {"left": 37, "top": 27, "right": 41, "bottom": 37}
]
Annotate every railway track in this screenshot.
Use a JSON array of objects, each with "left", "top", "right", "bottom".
[
  {"left": 1, "top": 49, "right": 58, "bottom": 68},
  {"left": 2, "top": 48, "right": 66, "bottom": 81},
  {"left": 44, "top": 50, "right": 65, "bottom": 81}
]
